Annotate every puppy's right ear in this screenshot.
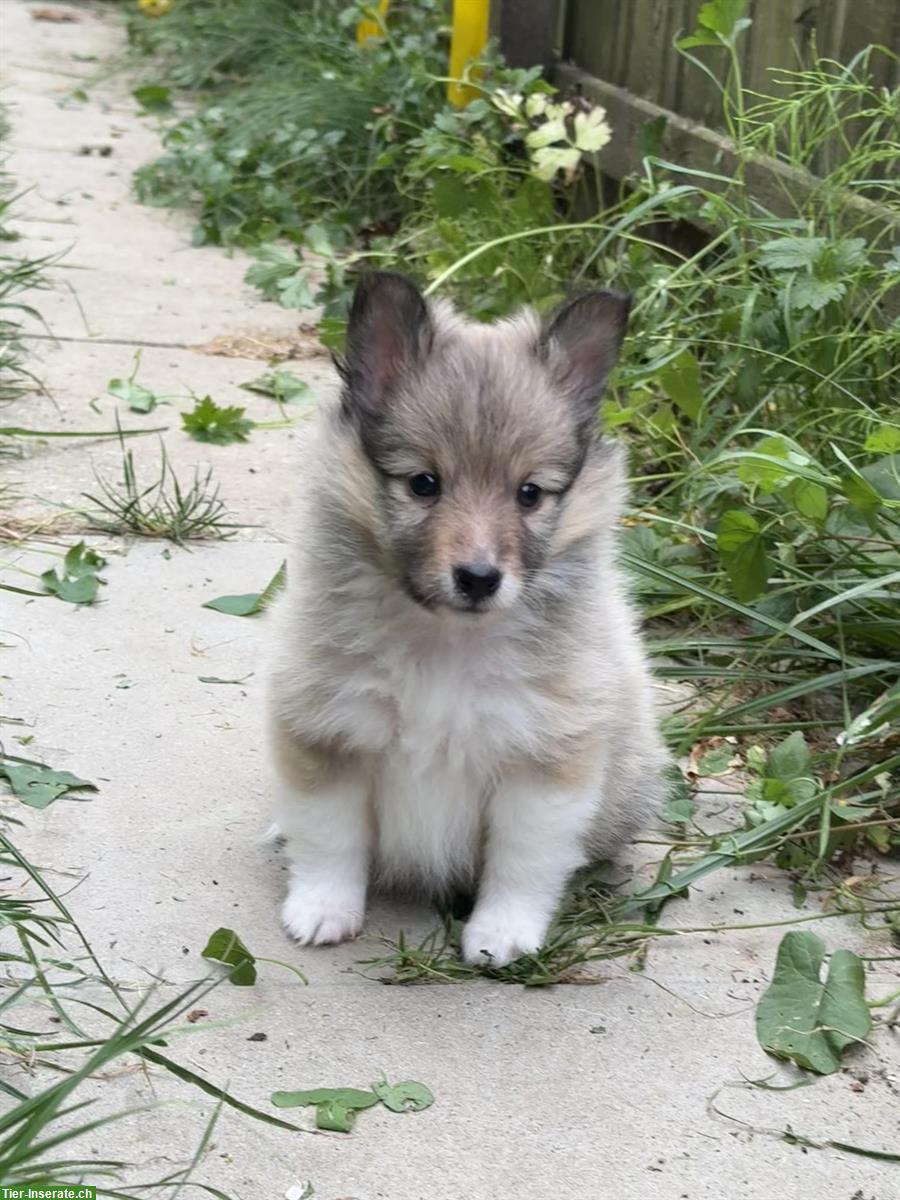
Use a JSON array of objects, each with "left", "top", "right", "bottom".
[{"left": 342, "top": 272, "right": 432, "bottom": 417}]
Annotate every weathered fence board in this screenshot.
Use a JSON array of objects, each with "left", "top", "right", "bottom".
[{"left": 561, "top": 0, "right": 898, "bottom": 125}]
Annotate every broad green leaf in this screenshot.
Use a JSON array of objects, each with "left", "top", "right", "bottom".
[
  {"left": 133, "top": 84, "right": 173, "bottom": 114},
  {"left": 759, "top": 237, "right": 826, "bottom": 272},
  {"left": 182, "top": 396, "right": 253, "bottom": 445},
  {"left": 200, "top": 927, "right": 257, "bottom": 986},
  {"left": 716, "top": 510, "right": 768, "bottom": 601},
  {"left": 864, "top": 427, "right": 900, "bottom": 454},
  {"left": 789, "top": 275, "right": 844, "bottom": 312},
  {"left": 736, "top": 436, "right": 794, "bottom": 492},
  {"left": 678, "top": 0, "right": 750, "bottom": 46},
  {"left": 767, "top": 731, "right": 811, "bottom": 782},
  {"left": 658, "top": 350, "right": 703, "bottom": 421},
  {"left": 302, "top": 222, "right": 335, "bottom": 258},
  {"left": 271, "top": 1087, "right": 379, "bottom": 1111},
  {"left": 202, "top": 561, "right": 287, "bottom": 617},
  {"left": 660, "top": 765, "right": 696, "bottom": 825},
  {"left": 0, "top": 762, "right": 97, "bottom": 810},
  {"left": 244, "top": 245, "right": 299, "bottom": 300},
  {"left": 842, "top": 472, "right": 883, "bottom": 518},
  {"left": 108, "top": 377, "right": 160, "bottom": 413},
  {"left": 240, "top": 371, "right": 312, "bottom": 406},
  {"left": 756, "top": 932, "right": 871, "bottom": 1074},
  {"left": 695, "top": 746, "right": 733, "bottom": 776},
  {"left": 315, "top": 1100, "right": 357, "bottom": 1132},
  {"left": 63, "top": 542, "right": 105, "bottom": 579},
  {"left": 278, "top": 271, "right": 316, "bottom": 310},
  {"left": 787, "top": 478, "right": 828, "bottom": 522},
  {"left": 829, "top": 237, "right": 867, "bottom": 274},
  {"left": 202, "top": 593, "right": 262, "bottom": 617},
  {"left": 371, "top": 1079, "right": 435, "bottom": 1113},
  {"left": 636, "top": 115, "right": 667, "bottom": 160},
  {"left": 41, "top": 542, "right": 106, "bottom": 605}
]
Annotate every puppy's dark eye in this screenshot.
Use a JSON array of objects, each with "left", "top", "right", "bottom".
[
  {"left": 409, "top": 471, "right": 440, "bottom": 499},
  {"left": 517, "top": 482, "right": 542, "bottom": 510}
]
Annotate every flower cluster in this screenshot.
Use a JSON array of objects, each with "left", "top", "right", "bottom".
[{"left": 490, "top": 89, "right": 612, "bottom": 181}]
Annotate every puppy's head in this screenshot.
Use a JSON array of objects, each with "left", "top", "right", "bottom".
[{"left": 339, "top": 272, "right": 629, "bottom": 615}]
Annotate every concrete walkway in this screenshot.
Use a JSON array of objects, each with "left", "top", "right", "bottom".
[{"left": 1, "top": 4, "right": 897, "bottom": 1198}]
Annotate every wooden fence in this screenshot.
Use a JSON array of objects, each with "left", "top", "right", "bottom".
[
  {"left": 559, "top": 0, "right": 898, "bottom": 130},
  {"left": 491, "top": 0, "right": 898, "bottom": 244}
]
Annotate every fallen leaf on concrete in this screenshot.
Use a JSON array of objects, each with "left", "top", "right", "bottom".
[
  {"left": 371, "top": 1079, "right": 435, "bottom": 1112},
  {"left": 202, "top": 561, "right": 286, "bottom": 617},
  {"left": 240, "top": 369, "right": 313, "bottom": 406},
  {"left": 756, "top": 931, "right": 871, "bottom": 1074},
  {"left": 201, "top": 927, "right": 257, "bottom": 986},
  {"left": 272, "top": 1088, "right": 378, "bottom": 1133},
  {"left": 272, "top": 1079, "right": 435, "bottom": 1133},
  {"left": 0, "top": 760, "right": 97, "bottom": 809},
  {"left": 41, "top": 541, "right": 106, "bottom": 605},
  {"left": 107, "top": 376, "right": 161, "bottom": 414}
]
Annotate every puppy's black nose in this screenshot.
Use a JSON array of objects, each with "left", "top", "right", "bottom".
[{"left": 453, "top": 563, "right": 502, "bottom": 602}]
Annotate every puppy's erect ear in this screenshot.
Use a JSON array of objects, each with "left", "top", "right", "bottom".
[
  {"left": 540, "top": 290, "right": 631, "bottom": 432},
  {"left": 343, "top": 272, "right": 432, "bottom": 417}
]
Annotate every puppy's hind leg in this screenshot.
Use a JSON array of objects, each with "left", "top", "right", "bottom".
[{"left": 271, "top": 720, "right": 370, "bottom": 946}]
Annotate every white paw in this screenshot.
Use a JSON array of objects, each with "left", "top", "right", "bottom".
[
  {"left": 281, "top": 885, "right": 364, "bottom": 946},
  {"left": 461, "top": 908, "right": 547, "bottom": 967}
]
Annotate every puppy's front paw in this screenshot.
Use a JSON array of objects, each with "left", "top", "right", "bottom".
[
  {"left": 281, "top": 884, "right": 364, "bottom": 946},
  {"left": 461, "top": 907, "right": 546, "bottom": 967}
]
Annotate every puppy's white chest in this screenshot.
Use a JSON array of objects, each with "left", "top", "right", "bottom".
[{"left": 366, "top": 629, "right": 534, "bottom": 886}]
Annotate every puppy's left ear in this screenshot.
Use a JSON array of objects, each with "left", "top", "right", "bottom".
[
  {"left": 342, "top": 271, "right": 432, "bottom": 419},
  {"left": 540, "top": 290, "right": 630, "bottom": 432}
]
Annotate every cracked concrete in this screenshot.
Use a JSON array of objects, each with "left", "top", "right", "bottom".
[{"left": 1, "top": 3, "right": 898, "bottom": 1199}]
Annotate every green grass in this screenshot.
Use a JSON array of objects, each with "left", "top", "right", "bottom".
[
  {"left": 129, "top": 0, "right": 451, "bottom": 247},
  {"left": 0, "top": 820, "right": 304, "bottom": 1193},
  {"left": 0, "top": 108, "right": 50, "bottom": 411},
  {"left": 123, "top": 0, "right": 900, "bottom": 977},
  {"left": 83, "top": 429, "right": 242, "bottom": 542}
]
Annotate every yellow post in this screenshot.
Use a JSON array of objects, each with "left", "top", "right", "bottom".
[
  {"left": 356, "top": 0, "right": 390, "bottom": 45},
  {"left": 448, "top": 0, "right": 491, "bottom": 107}
]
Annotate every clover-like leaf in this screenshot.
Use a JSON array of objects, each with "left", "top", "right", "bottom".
[
  {"left": 41, "top": 542, "right": 106, "bottom": 605},
  {"left": 272, "top": 1087, "right": 378, "bottom": 1131},
  {"left": 371, "top": 1079, "right": 435, "bottom": 1113}
]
